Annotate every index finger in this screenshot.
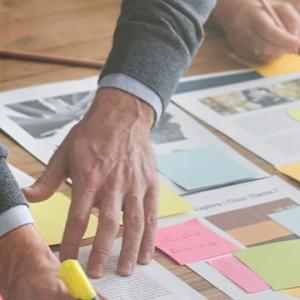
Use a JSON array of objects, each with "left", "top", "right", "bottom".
[{"left": 60, "top": 181, "right": 95, "bottom": 261}]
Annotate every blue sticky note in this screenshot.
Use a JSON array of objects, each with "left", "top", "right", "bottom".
[
  {"left": 156, "top": 146, "right": 258, "bottom": 191},
  {"left": 269, "top": 206, "right": 300, "bottom": 236}
]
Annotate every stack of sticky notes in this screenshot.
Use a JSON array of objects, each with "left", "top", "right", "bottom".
[{"left": 156, "top": 146, "right": 258, "bottom": 192}]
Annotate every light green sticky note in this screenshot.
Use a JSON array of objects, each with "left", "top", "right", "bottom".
[
  {"left": 288, "top": 108, "right": 300, "bottom": 123},
  {"left": 234, "top": 240, "right": 300, "bottom": 290}
]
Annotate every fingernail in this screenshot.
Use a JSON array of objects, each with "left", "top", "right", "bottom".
[
  {"left": 139, "top": 252, "right": 151, "bottom": 265},
  {"left": 88, "top": 264, "right": 104, "bottom": 278},
  {"left": 119, "top": 261, "right": 133, "bottom": 276}
]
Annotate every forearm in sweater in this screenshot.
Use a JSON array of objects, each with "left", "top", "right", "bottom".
[{"left": 100, "top": 0, "right": 217, "bottom": 114}]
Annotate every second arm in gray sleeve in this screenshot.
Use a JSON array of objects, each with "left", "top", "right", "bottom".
[{"left": 99, "top": 0, "right": 216, "bottom": 113}]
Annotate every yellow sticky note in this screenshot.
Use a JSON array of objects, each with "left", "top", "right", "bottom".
[
  {"left": 29, "top": 193, "right": 98, "bottom": 246},
  {"left": 231, "top": 53, "right": 300, "bottom": 77},
  {"left": 282, "top": 288, "right": 300, "bottom": 298},
  {"left": 288, "top": 108, "right": 300, "bottom": 123},
  {"left": 276, "top": 161, "right": 300, "bottom": 182},
  {"left": 158, "top": 183, "right": 193, "bottom": 218}
]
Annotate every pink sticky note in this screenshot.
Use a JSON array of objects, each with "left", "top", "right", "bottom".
[
  {"left": 0, "top": 294, "right": 3, "bottom": 300},
  {"left": 209, "top": 255, "right": 269, "bottom": 293},
  {"left": 155, "top": 218, "right": 238, "bottom": 265}
]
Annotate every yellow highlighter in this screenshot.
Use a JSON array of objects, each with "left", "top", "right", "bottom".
[{"left": 60, "top": 259, "right": 99, "bottom": 300}]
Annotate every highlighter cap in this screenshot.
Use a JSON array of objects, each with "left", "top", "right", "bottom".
[{"left": 60, "top": 259, "right": 96, "bottom": 300}]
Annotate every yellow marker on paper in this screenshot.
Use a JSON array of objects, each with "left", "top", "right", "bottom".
[
  {"left": 231, "top": 53, "right": 300, "bottom": 77},
  {"left": 276, "top": 161, "right": 300, "bottom": 182},
  {"left": 60, "top": 260, "right": 98, "bottom": 300},
  {"left": 29, "top": 193, "right": 98, "bottom": 245}
]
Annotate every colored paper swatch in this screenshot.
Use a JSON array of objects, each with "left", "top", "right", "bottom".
[
  {"left": 288, "top": 108, "right": 300, "bottom": 123},
  {"left": 156, "top": 146, "right": 257, "bottom": 191},
  {"left": 208, "top": 255, "right": 269, "bottom": 293},
  {"left": 30, "top": 192, "right": 98, "bottom": 245},
  {"left": 206, "top": 198, "right": 297, "bottom": 246},
  {"left": 235, "top": 240, "right": 300, "bottom": 290},
  {"left": 282, "top": 288, "right": 300, "bottom": 298},
  {"left": 158, "top": 183, "right": 193, "bottom": 218},
  {"left": 231, "top": 53, "right": 300, "bottom": 77},
  {"left": 277, "top": 161, "right": 300, "bottom": 182},
  {"left": 156, "top": 218, "right": 238, "bottom": 265},
  {"left": 269, "top": 206, "right": 300, "bottom": 237}
]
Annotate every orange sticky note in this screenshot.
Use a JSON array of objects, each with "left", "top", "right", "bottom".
[
  {"left": 208, "top": 255, "right": 269, "bottom": 293},
  {"left": 276, "top": 161, "right": 300, "bottom": 182},
  {"left": 231, "top": 54, "right": 300, "bottom": 77},
  {"left": 282, "top": 287, "right": 300, "bottom": 298},
  {"left": 155, "top": 218, "right": 238, "bottom": 265}
]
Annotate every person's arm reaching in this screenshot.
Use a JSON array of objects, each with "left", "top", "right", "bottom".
[
  {"left": 213, "top": 0, "right": 300, "bottom": 63},
  {"left": 24, "top": 0, "right": 216, "bottom": 278},
  {"left": 0, "top": 144, "right": 73, "bottom": 300}
]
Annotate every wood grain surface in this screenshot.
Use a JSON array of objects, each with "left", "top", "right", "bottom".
[{"left": 1, "top": 1, "right": 298, "bottom": 299}]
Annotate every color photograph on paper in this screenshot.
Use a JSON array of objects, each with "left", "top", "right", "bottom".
[{"left": 199, "top": 78, "right": 300, "bottom": 116}]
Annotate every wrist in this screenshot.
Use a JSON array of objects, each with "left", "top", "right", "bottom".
[{"left": 82, "top": 87, "right": 155, "bottom": 133}]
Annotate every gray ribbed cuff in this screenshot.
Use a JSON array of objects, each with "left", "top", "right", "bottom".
[{"left": 0, "top": 146, "right": 28, "bottom": 214}]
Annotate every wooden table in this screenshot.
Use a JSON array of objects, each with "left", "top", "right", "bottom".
[{"left": 1, "top": 1, "right": 298, "bottom": 299}]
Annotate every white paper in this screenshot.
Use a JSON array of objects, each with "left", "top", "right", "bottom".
[
  {"left": 62, "top": 239, "right": 206, "bottom": 300},
  {"left": 174, "top": 72, "right": 300, "bottom": 166},
  {"left": 0, "top": 78, "right": 268, "bottom": 195}
]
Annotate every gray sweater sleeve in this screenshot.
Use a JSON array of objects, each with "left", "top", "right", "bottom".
[
  {"left": 0, "top": 144, "right": 28, "bottom": 214},
  {"left": 99, "top": 0, "right": 216, "bottom": 112}
]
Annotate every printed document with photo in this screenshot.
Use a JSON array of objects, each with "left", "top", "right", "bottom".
[{"left": 174, "top": 72, "right": 300, "bottom": 166}]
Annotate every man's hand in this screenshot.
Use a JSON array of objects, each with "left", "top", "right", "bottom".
[
  {"left": 0, "top": 224, "right": 73, "bottom": 300},
  {"left": 24, "top": 88, "right": 160, "bottom": 278},
  {"left": 213, "top": 0, "right": 300, "bottom": 62}
]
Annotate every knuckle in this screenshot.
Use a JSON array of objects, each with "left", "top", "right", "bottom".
[
  {"left": 145, "top": 213, "right": 157, "bottom": 229},
  {"left": 91, "top": 247, "right": 110, "bottom": 260},
  {"left": 102, "top": 212, "right": 120, "bottom": 230},
  {"left": 127, "top": 214, "right": 144, "bottom": 227},
  {"left": 68, "top": 211, "right": 88, "bottom": 228}
]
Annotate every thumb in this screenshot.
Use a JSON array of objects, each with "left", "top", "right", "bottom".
[{"left": 23, "top": 149, "right": 67, "bottom": 202}]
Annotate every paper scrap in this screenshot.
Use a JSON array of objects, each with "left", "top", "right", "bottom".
[
  {"left": 30, "top": 192, "right": 98, "bottom": 245},
  {"left": 269, "top": 206, "right": 300, "bottom": 237},
  {"left": 156, "top": 146, "right": 257, "bottom": 191},
  {"left": 288, "top": 108, "right": 300, "bottom": 123},
  {"left": 276, "top": 161, "right": 300, "bottom": 182},
  {"left": 282, "top": 287, "right": 300, "bottom": 298},
  {"left": 231, "top": 53, "right": 300, "bottom": 77},
  {"left": 208, "top": 255, "right": 269, "bottom": 293},
  {"left": 235, "top": 240, "right": 300, "bottom": 290},
  {"left": 156, "top": 218, "right": 238, "bottom": 265},
  {"left": 158, "top": 183, "right": 193, "bottom": 217}
]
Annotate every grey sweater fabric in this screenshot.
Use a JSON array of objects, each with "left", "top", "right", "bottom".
[
  {"left": 0, "top": 0, "right": 216, "bottom": 214},
  {"left": 100, "top": 0, "right": 216, "bottom": 111},
  {"left": 0, "top": 144, "right": 28, "bottom": 214}
]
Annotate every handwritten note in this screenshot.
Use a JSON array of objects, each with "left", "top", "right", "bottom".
[
  {"left": 208, "top": 255, "right": 269, "bottom": 293},
  {"left": 231, "top": 53, "right": 300, "bottom": 77},
  {"left": 155, "top": 218, "right": 238, "bottom": 265}
]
